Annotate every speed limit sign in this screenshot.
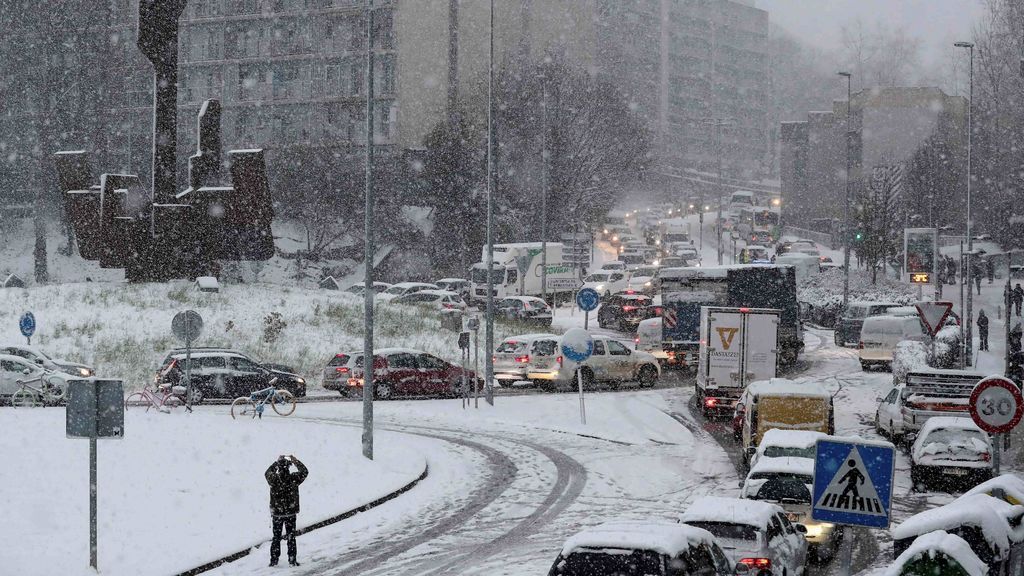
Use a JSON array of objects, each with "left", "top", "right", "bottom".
[{"left": 969, "top": 376, "right": 1024, "bottom": 434}]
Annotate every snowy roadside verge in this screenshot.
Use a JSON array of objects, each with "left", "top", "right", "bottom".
[{"left": 2, "top": 408, "right": 428, "bottom": 576}]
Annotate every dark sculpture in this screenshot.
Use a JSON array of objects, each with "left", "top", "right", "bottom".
[{"left": 54, "top": 0, "right": 274, "bottom": 282}]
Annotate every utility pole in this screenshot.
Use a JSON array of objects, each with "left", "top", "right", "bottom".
[
  {"left": 838, "top": 71, "right": 853, "bottom": 311},
  {"left": 702, "top": 118, "right": 732, "bottom": 265},
  {"left": 362, "top": 0, "right": 375, "bottom": 459},
  {"left": 484, "top": 0, "right": 496, "bottom": 405},
  {"left": 955, "top": 41, "right": 974, "bottom": 367},
  {"left": 540, "top": 66, "right": 549, "bottom": 303}
]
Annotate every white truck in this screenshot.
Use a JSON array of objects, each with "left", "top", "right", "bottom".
[
  {"left": 696, "top": 306, "right": 780, "bottom": 416},
  {"left": 469, "top": 243, "right": 579, "bottom": 302}
]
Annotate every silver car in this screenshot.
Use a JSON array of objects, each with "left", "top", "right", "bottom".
[{"left": 493, "top": 333, "right": 555, "bottom": 387}]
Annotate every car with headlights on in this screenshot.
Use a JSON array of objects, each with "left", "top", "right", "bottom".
[
  {"left": 156, "top": 348, "right": 306, "bottom": 403},
  {"left": 682, "top": 496, "right": 808, "bottom": 575},
  {"left": 581, "top": 271, "right": 629, "bottom": 298},
  {"left": 527, "top": 334, "right": 660, "bottom": 392},
  {"left": 0, "top": 344, "right": 95, "bottom": 377},
  {"left": 0, "top": 354, "right": 75, "bottom": 402},
  {"left": 493, "top": 333, "right": 556, "bottom": 387},
  {"left": 910, "top": 417, "right": 993, "bottom": 491},
  {"left": 740, "top": 456, "right": 840, "bottom": 563}
]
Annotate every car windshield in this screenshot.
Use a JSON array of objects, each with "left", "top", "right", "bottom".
[
  {"left": 532, "top": 340, "right": 558, "bottom": 356},
  {"left": 384, "top": 286, "right": 406, "bottom": 295},
  {"left": 762, "top": 446, "right": 816, "bottom": 459},
  {"left": 327, "top": 354, "right": 351, "bottom": 367},
  {"left": 924, "top": 429, "right": 987, "bottom": 448},
  {"left": 496, "top": 341, "right": 528, "bottom": 354},
  {"left": 752, "top": 476, "right": 813, "bottom": 504},
  {"left": 686, "top": 521, "right": 759, "bottom": 541},
  {"left": 585, "top": 273, "right": 609, "bottom": 282},
  {"left": 557, "top": 549, "right": 663, "bottom": 576},
  {"left": 633, "top": 267, "right": 657, "bottom": 277}
]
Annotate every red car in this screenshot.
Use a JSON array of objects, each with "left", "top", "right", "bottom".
[{"left": 345, "top": 347, "right": 481, "bottom": 400}]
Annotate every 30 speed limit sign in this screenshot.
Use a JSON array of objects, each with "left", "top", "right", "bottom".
[{"left": 969, "top": 376, "right": 1024, "bottom": 434}]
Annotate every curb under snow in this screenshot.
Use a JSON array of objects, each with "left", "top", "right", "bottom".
[{"left": 175, "top": 462, "right": 430, "bottom": 576}]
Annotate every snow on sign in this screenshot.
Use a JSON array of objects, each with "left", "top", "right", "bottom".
[
  {"left": 970, "top": 376, "right": 1024, "bottom": 434},
  {"left": 915, "top": 301, "right": 953, "bottom": 337},
  {"left": 812, "top": 437, "right": 896, "bottom": 529}
]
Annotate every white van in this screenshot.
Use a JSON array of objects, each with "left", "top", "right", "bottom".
[
  {"left": 859, "top": 314, "right": 926, "bottom": 370},
  {"left": 635, "top": 317, "right": 667, "bottom": 364}
]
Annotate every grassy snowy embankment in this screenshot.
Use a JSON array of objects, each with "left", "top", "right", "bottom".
[{"left": 0, "top": 282, "right": 552, "bottom": 391}]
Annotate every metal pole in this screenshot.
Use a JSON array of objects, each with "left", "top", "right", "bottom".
[
  {"left": 461, "top": 345, "right": 468, "bottom": 409},
  {"left": 185, "top": 337, "right": 192, "bottom": 412},
  {"left": 994, "top": 432, "right": 1002, "bottom": 476},
  {"left": 540, "top": 71, "right": 549, "bottom": 303},
  {"left": 839, "top": 72, "right": 853, "bottom": 311},
  {"left": 473, "top": 326, "right": 479, "bottom": 409},
  {"left": 484, "top": 0, "right": 495, "bottom": 406},
  {"left": 362, "top": 0, "right": 376, "bottom": 459},
  {"left": 835, "top": 525, "right": 854, "bottom": 576},
  {"left": 1007, "top": 256, "right": 1013, "bottom": 377},
  {"left": 960, "top": 240, "right": 966, "bottom": 369},
  {"left": 584, "top": 311, "right": 589, "bottom": 330},
  {"left": 965, "top": 45, "right": 974, "bottom": 367},
  {"left": 90, "top": 378, "right": 98, "bottom": 570},
  {"left": 716, "top": 122, "right": 724, "bottom": 265},
  {"left": 577, "top": 366, "right": 586, "bottom": 425}
]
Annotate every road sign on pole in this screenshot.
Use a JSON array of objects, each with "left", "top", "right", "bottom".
[
  {"left": 577, "top": 288, "right": 600, "bottom": 330},
  {"left": 66, "top": 378, "right": 124, "bottom": 572},
  {"left": 172, "top": 310, "right": 203, "bottom": 412},
  {"left": 812, "top": 436, "right": 896, "bottom": 529},
  {"left": 969, "top": 375, "right": 1023, "bottom": 479},
  {"left": 561, "top": 328, "right": 593, "bottom": 425},
  {"left": 915, "top": 301, "right": 953, "bottom": 337},
  {"left": 19, "top": 311, "right": 35, "bottom": 345},
  {"left": 548, "top": 277, "right": 584, "bottom": 291}
]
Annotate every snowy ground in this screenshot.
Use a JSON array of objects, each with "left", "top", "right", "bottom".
[{"left": 2, "top": 408, "right": 428, "bottom": 576}]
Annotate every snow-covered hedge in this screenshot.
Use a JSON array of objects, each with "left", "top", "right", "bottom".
[
  {"left": 893, "top": 341, "right": 930, "bottom": 384},
  {"left": 798, "top": 268, "right": 918, "bottom": 326}
]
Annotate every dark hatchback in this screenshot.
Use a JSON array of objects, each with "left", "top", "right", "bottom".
[{"left": 156, "top": 348, "right": 306, "bottom": 403}]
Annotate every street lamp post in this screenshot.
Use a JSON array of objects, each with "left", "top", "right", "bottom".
[
  {"left": 484, "top": 0, "right": 496, "bottom": 405},
  {"left": 702, "top": 118, "right": 733, "bottom": 265},
  {"left": 539, "top": 67, "right": 549, "bottom": 303},
  {"left": 361, "top": 0, "right": 376, "bottom": 460},
  {"left": 955, "top": 41, "right": 974, "bottom": 367},
  {"left": 838, "top": 71, "right": 852, "bottom": 312}
]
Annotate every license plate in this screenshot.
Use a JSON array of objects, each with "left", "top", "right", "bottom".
[
  {"left": 786, "top": 512, "right": 801, "bottom": 522},
  {"left": 944, "top": 467, "right": 968, "bottom": 476}
]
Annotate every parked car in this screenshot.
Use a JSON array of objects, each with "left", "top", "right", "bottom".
[
  {"left": 859, "top": 314, "right": 928, "bottom": 370},
  {"left": 748, "top": 429, "right": 826, "bottom": 469},
  {"left": 600, "top": 261, "right": 627, "bottom": 272},
  {"left": 835, "top": 301, "right": 901, "bottom": 344},
  {"left": 390, "top": 289, "right": 467, "bottom": 311},
  {"left": 346, "top": 348, "right": 480, "bottom": 399},
  {"left": 493, "top": 333, "right": 556, "bottom": 387},
  {"left": 669, "top": 244, "right": 702, "bottom": 266},
  {"left": 581, "top": 271, "right": 629, "bottom": 298},
  {"left": 910, "top": 417, "right": 993, "bottom": 491},
  {"left": 875, "top": 384, "right": 911, "bottom": 441},
  {"left": 495, "top": 296, "right": 553, "bottom": 326},
  {"left": 322, "top": 351, "right": 360, "bottom": 393},
  {"left": 377, "top": 282, "right": 439, "bottom": 301},
  {"left": 0, "top": 354, "right": 73, "bottom": 400},
  {"left": 736, "top": 245, "right": 771, "bottom": 264},
  {"left": 527, "top": 334, "right": 660, "bottom": 392},
  {"left": 740, "top": 456, "right": 841, "bottom": 562},
  {"left": 626, "top": 265, "right": 661, "bottom": 294},
  {"left": 597, "top": 292, "right": 654, "bottom": 332},
  {"left": 548, "top": 521, "right": 736, "bottom": 576},
  {"left": 344, "top": 281, "right": 392, "bottom": 295},
  {"left": 434, "top": 278, "right": 472, "bottom": 299},
  {"left": 156, "top": 348, "right": 307, "bottom": 402},
  {"left": 0, "top": 344, "right": 95, "bottom": 377},
  {"left": 682, "top": 496, "right": 808, "bottom": 575},
  {"left": 658, "top": 256, "right": 687, "bottom": 268}
]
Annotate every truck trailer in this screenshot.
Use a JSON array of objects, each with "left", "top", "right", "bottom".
[
  {"left": 469, "top": 243, "right": 579, "bottom": 302},
  {"left": 696, "top": 306, "right": 780, "bottom": 416}
]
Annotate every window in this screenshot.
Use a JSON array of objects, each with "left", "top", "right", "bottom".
[
  {"left": 328, "top": 354, "right": 351, "bottom": 367},
  {"left": 1, "top": 360, "right": 21, "bottom": 373},
  {"left": 606, "top": 340, "right": 630, "bottom": 356},
  {"left": 388, "top": 354, "right": 417, "bottom": 369},
  {"left": 687, "top": 545, "right": 718, "bottom": 576},
  {"left": 417, "top": 355, "right": 447, "bottom": 370},
  {"left": 885, "top": 389, "right": 899, "bottom": 403},
  {"left": 778, "top": 513, "right": 797, "bottom": 535},
  {"left": 611, "top": 273, "right": 624, "bottom": 281},
  {"left": 532, "top": 340, "right": 558, "bottom": 357},
  {"left": 684, "top": 521, "right": 758, "bottom": 541},
  {"left": 507, "top": 269, "right": 518, "bottom": 285},
  {"left": 767, "top": 515, "right": 784, "bottom": 541},
  {"left": 592, "top": 341, "right": 606, "bottom": 355},
  {"left": 230, "top": 356, "right": 262, "bottom": 373}
]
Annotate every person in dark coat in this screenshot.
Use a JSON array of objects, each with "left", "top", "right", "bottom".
[
  {"left": 977, "top": 309, "right": 989, "bottom": 352},
  {"left": 972, "top": 262, "right": 982, "bottom": 295},
  {"left": 266, "top": 455, "right": 308, "bottom": 567},
  {"left": 987, "top": 258, "right": 995, "bottom": 284},
  {"left": 1011, "top": 322, "right": 1023, "bottom": 355},
  {"left": 1014, "top": 283, "right": 1024, "bottom": 317}
]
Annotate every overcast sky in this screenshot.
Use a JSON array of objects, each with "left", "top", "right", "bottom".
[{"left": 757, "top": 0, "right": 986, "bottom": 72}]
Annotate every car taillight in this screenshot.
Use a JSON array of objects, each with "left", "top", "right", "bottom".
[
  {"left": 858, "top": 341, "right": 865, "bottom": 349},
  {"left": 622, "top": 305, "right": 638, "bottom": 312},
  {"left": 705, "top": 397, "right": 718, "bottom": 407},
  {"left": 556, "top": 356, "right": 563, "bottom": 365},
  {"left": 739, "top": 558, "right": 771, "bottom": 570},
  {"left": 982, "top": 452, "right": 991, "bottom": 462},
  {"left": 515, "top": 355, "right": 530, "bottom": 363},
  {"left": 442, "top": 303, "right": 454, "bottom": 309},
  {"left": 634, "top": 336, "right": 640, "bottom": 344},
  {"left": 336, "top": 367, "right": 350, "bottom": 374}
]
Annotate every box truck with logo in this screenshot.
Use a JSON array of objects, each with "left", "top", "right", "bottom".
[
  {"left": 696, "top": 306, "right": 780, "bottom": 416},
  {"left": 469, "top": 243, "right": 579, "bottom": 302}
]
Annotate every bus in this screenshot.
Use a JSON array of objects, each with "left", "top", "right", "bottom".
[
  {"left": 750, "top": 207, "right": 780, "bottom": 244},
  {"left": 728, "top": 191, "right": 755, "bottom": 217}
]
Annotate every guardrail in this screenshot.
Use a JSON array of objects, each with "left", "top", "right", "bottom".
[{"left": 782, "top": 226, "right": 836, "bottom": 250}]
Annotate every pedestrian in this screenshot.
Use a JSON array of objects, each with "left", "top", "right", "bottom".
[
  {"left": 265, "top": 455, "right": 308, "bottom": 567},
  {"left": 1014, "top": 283, "right": 1024, "bottom": 317},
  {"left": 987, "top": 258, "right": 995, "bottom": 284},
  {"left": 947, "top": 257, "right": 957, "bottom": 285},
  {"left": 1012, "top": 322, "right": 1023, "bottom": 355},
  {"left": 975, "top": 270, "right": 982, "bottom": 295},
  {"left": 977, "top": 309, "right": 989, "bottom": 352}
]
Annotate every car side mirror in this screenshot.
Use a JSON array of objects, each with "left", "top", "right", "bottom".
[
  {"left": 22, "top": 368, "right": 31, "bottom": 375},
  {"left": 734, "top": 561, "right": 751, "bottom": 575},
  {"left": 745, "top": 446, "right": 757, "bottom": 457},
  {"left": 795, "top": 524, "right": 808, "bottom": 534}
]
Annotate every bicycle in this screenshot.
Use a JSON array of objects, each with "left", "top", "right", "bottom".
[
  {"left": 231, "top": 385, "right": 296, "bottom": 419},
  {"left": 124, "top": 383, "right": 185, "bottom": 413},
  {"left": 11, "top": 376, "right": 67, "bottom": 407}
]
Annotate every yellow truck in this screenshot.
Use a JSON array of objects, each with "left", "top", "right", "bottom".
[{"left": 735, "top": 378, "right": 834, "bottom": 465}]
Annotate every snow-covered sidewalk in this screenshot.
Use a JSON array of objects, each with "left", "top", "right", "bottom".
[{"left": 2, "top": 408, "right": 428, "bottom": 576}]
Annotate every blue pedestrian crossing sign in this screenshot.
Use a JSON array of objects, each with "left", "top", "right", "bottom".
[{"left": 812, "top": 437, "right": 896, "bottom": 529}]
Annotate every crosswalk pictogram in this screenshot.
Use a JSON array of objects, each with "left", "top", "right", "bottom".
[{"left": 814, "top": 445, "right": 885, "bottom": 516}]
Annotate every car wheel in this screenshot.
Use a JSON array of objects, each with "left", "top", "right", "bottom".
[
  {"left": 860, "top": 361, "right": 870, "bottom": 371},
  {"left": 189, "top": 386, "right": 204, "bottom": 405},
  {"left": 638, "top": 365, "right": 658, "bottom": 388},
  {"left": 375, "top": 381, "right": 393, "bottom": 400},
  {"left": 910, "top": 464, "right": 922, "bottom": 491},
  {"left": 834, "top": 332, "right": 842, "bottom": 346}
]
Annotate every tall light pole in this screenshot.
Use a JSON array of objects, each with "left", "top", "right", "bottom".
[
  {"left": 955, "top": 41, "right": 974, "bottom": 367},
  {"left": 484, "top": 0, "right": 496, "bottom": 405},
  {"left": 539, "top": 65, "right": 549, "bottom": 303},
  {"left": 361, "top": 0, "right": 376, "bottom": 460},
  {"left": 838, "top": 71, "right": 852, "bottom": 312},
  {"left": 702, "top": 117, "right": 732, "bottom": 265}
]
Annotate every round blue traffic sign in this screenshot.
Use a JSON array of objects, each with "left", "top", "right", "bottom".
[
  {"left": 561, "top": 328, "right": 594, "bottom": 363},
  {"left": 19, "top": 312, "right": 36, "bottom": 338},
  {"left": 576, "top": 288, "right": 600, "bottom": 312}
]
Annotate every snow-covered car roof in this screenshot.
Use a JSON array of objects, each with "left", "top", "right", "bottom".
[
  {"left": 682, "top": 496, "right": 783, "bottom": 529},
  {"left": 745, "top": 378, "right": 831, "bottom": 399},
  {"left": 560, "top": 522, "right": 714, "bottom": 558},
  {"left": 758, "top": 429, "right": 826, "bottom": 450},
  {"left": 885, "top": 530, "right": 987, "bottom": 576},
  {"left": 499, "top": 296, "right": 548, "bottom": 303},
  {"left": 0, "top": 344, "right": 50, "bottom": 356},
  {"left": 374, "top": 347, "right": 428, "bottom": 356},
  {"left": 435, "top": 278, "right": 468, "bottom": 283},
  {"left": 412, "top": 290, "right": 461, "bottom": 298},
  {"left": 963, "top": 474, "right": 1024, "bottom": 506},
  {"left": 748, "top": 456, "right": 815, "bottom": 478},
  {"left": 892, "top": 494, "right": 1024, "bottom": 554},
  {"left": 848, "top": 300, "right": 901, "bottom": 307},
  {"left": 0, "top": 353, "right": 42, "bottom": 367},
  {"left": 500, "top": 333, "right": 556, "bottom": 343},
  {"left": 918, "top": 416, "right": 986, "bottom": 437},
  {"left": 389, "top": 282, "right": 439, "bottom": 289}
]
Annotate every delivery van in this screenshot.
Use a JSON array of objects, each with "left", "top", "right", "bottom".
[{"left": 735, "top": 378, "right": 834, "bottom": 465}]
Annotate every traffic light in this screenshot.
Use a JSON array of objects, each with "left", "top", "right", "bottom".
[{"left": 855, "top": 231, "right": 864, "bottom": 242}]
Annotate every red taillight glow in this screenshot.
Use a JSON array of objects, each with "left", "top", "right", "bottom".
[
  {"left": 739, "top": 558, "right": 771, "bottom": 570},
  {"left": 858, "top": 341, "right": 865, "bottom": 349},
  {"left": 336, "top": 367, "right": 350, "bottom": 374},
  {"left": 739, "top": 307, "right": 750, "bottom": 313},
  {"left": 622, "top": 306, "right": 638, "bottom": 312},
  {"left": 442, "top": 303, "right": 454, "bottom": 309},
  {"left": 634, "top": 337, "right": 640, "bottom": 344},
  {"left": 982, "top": 452, "right": 991, "bottom": 462},
  {"left": 705, "top": 397, "right": 718, "bottom": 407},
  {"left": 515, "top": 355, "right": 530, "bottom": 363},
  {"left": 556, "top": 356, "right": 563, "bottom": 365}
]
